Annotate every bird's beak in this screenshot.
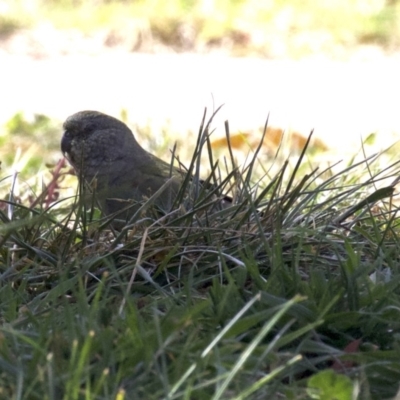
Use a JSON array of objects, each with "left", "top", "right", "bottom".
[{"left": 61, "top": 131, "right": 72, "bottom": 158}]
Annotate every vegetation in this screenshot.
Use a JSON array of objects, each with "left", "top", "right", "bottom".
[
  {"left": 1, "top": 1, "right": 400, "bottom": 398},
  {"left": 0, "top": 110, "right": 400, "bottom": 399},
  {"left": 1, "top": 0, "right": 400, "bottom": 56}
]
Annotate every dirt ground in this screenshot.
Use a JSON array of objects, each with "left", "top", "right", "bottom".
[{"left": 1, "top": 28, "right": 400, "bottom": 156}]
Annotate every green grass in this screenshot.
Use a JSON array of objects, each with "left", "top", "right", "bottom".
[{"left": 0, "top": 110, "right": 400, "bottom": 399}]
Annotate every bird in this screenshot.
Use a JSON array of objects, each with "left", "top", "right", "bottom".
[
  {"left": 61, "top": 110, "right": 229, "bottom": 221},
  {"left": 61, "top": 110, "right": 184, "bottom": 219}
]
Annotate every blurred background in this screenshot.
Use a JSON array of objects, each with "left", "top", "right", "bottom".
[{"left": 1, "top": 0, "right": 400, "bottom": 177}]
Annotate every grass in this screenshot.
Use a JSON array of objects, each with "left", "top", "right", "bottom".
[
  {"left": 0, "top": 109, "right": 400, "bottom": 399},
  {"left": 1, "top": 0, "right": 400, "bottom": 56}
]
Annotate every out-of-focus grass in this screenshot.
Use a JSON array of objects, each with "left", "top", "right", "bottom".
[
  {"left": 0, "top": 113, "right": 59, "bottom": 175},
  {"left": 1, "top": 0, "right": 399, "bottom": 56}
]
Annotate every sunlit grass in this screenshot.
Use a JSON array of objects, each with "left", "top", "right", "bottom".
[{"left": 1, "top": 0, "right": 399, "bottom": 55}]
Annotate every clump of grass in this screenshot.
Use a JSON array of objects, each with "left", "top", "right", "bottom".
[{"left": 0, "top": 110, "right": 400, "bottom": 399}]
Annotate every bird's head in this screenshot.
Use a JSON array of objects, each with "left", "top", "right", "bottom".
[{"left": 61, "top": 110, "right": 138, "bottom": 179}]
